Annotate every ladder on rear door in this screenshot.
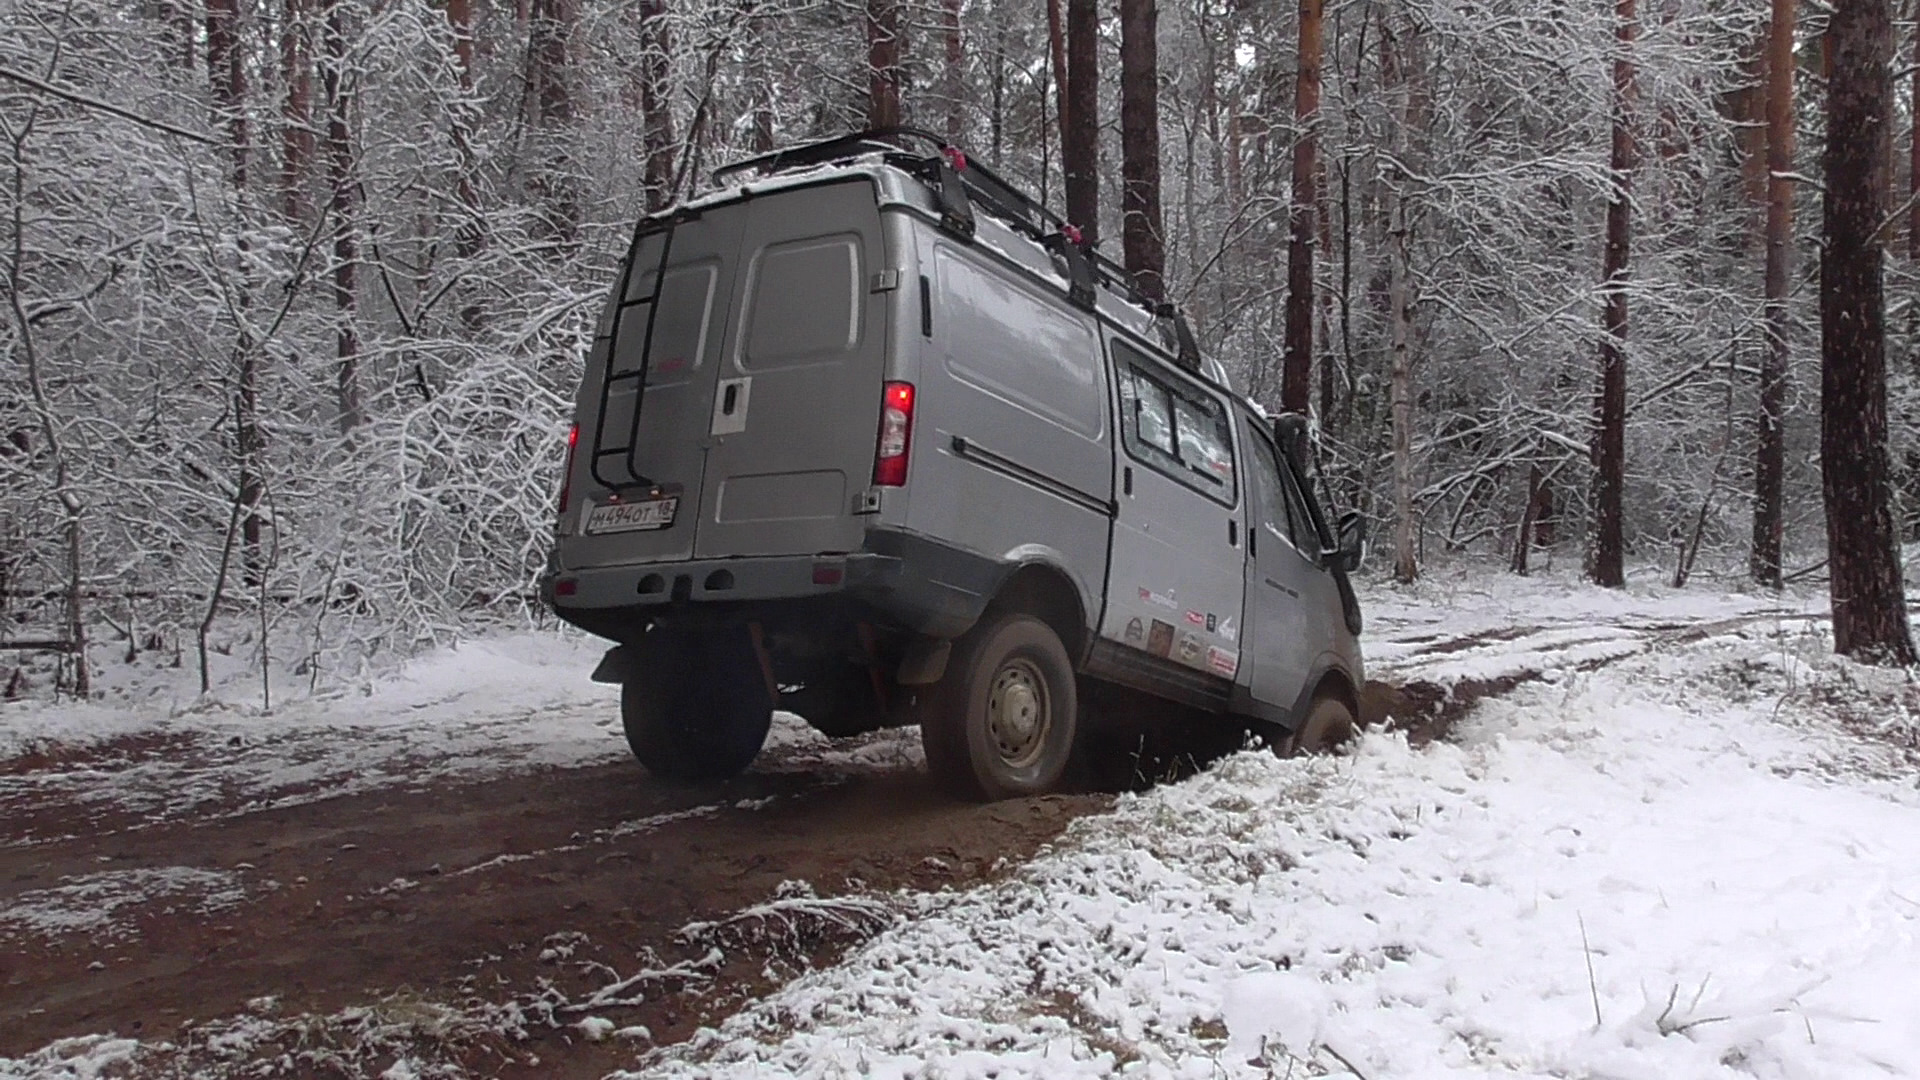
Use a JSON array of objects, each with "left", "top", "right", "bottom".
[{"left": 589, "top": 211, "right": 684, "bottom": 491}]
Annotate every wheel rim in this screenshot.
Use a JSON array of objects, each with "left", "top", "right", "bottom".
[{"left": 987, "top": 658, "right": 1051, "bottom": 769}]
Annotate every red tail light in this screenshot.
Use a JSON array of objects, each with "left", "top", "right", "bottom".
[
  {"left": 872, "top": 381, "right": 916, "bottom": 487},
  {"left": 558, "top": 423, "right": 580, "bottom": 514}
]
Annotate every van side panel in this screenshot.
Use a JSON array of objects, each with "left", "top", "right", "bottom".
[
  {"left": 691, "top": 182, "right": 889, "bottom": 559},
  {"left": 903, "top": 229, "right": 1113, "bottom": 633}
]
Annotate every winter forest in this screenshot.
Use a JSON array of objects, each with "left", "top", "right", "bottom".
[{"left": 6, "top": 0, "right": 1920, "bottom": 694}]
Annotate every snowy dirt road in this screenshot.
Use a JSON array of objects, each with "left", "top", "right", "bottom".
[
  {"left": 0, "top": 712, "right": 1105, "bottom": 1077},
  {"left": 5, "top": 572, "right": 1918, "bottom": 1079}
]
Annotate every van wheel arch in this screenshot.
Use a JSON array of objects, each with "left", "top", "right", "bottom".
[
  {"left": 984, "top": 563, "right": 1089, "bottom": 664},
  {"left": 1312, "top": 669, "right": 1361, "bottom": 722}
]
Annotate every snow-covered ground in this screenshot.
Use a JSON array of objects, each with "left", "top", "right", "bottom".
[
  {"left": 623, "top": 571, "right": 1920, "bottom": 1079},
  {"left": 8, "top": 566, "right": 1920, "bottom": 1079},
  {"left": 0, "top": 628, "right": 900, "bottom": 844}
]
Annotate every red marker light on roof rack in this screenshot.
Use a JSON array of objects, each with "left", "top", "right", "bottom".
[
  {"left": 872, "top": 382, "right": 916, "bottom": 487},
  {"left": 942, "top": 146, "right": 968, "bottom": 172},
  {"left": 1062, "top": 224, "right": 1083, "bottom": 246}
]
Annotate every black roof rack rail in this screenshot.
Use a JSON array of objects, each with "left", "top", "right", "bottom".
[{"left": 708, "top": 127, "right": 1213, "bottom": 372}]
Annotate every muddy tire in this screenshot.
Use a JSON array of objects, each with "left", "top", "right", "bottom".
[
  {"left": 1283, "top": 692, "right": 1357, "bottom": 757},
  {"left": 621, "top": 628, "right": 773, "bottom": 781},
  {"left": 921, "top": 614, "right": 1078, "bottom": 801}
]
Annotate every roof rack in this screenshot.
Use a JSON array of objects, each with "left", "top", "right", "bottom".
[{"left": 711, "top": 127, "right": 1205, "bottom": 375}]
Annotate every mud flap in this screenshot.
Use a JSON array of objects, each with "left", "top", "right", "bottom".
[{"left": 590, "top": 644, "right": 636, "bottom": 684}]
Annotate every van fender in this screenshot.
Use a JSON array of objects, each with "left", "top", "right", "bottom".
[
  {"left": 987, "top": 546, "right": 1098, "bottom": 660},
  {"left": 1286, "top": 651, "right": 1362, "bottom": 733}
]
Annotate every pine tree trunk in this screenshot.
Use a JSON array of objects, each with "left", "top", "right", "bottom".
[
  {"left": 1280, "top": 0, "right": 1322, "bottom": 413},
  {"left": 750, "top": 10, "right": 774, "bottom": 154},
  {"left": 206, "top": 0, "right": 247, "bottom": 187},
  {"left": 866, "top": 0, "right": 902, "bottom": 129},
  {"left": 943, "top": 0, "right": 964, "bottom": 142},
  {"left": 1751, "top": 0, "right": 1795, "bottom": 588},
  {"left": 443, "top": 0, "right": 485, "bottom": 331},
  {"left": 527, "top": 0, "right": 579, "bottom": 243},
  {"left": 206, "top": 0, "right": 264, "bottom": 583},
  {"left": 1911, "top": 11, "right": 1920, "bottom": 262},
  {"left": 322, "top": 0, "right": 361, "bottom": 433},
  {"left": 638, "top": 0, "right": 675, "bottom": 211},
  {"left": 280, "top": 0, "right": 313, "bottom": 222},
  {"left": 1590, "top": 0, "right": 1636, "bottom": 589},
  {"left": 1737, "top": 26, "right": 1769, "bottom": 213},
  {"left": 1821, "top": 0, "right": 1916, "bottom": 664},
  {"left": 1388, "top": 194, "right": 1415, "bottom": 584},
  {"left": 1063, "top": 0, "right": 1099, "bottom": 242},
  {"left": 1118, "top": 0, "right": 1164, "bottom": 302},
  {"left": 1385, "top": 18, "right": 1417, "bottom": 585}
]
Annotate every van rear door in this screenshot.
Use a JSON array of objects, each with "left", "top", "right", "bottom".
[
  {"left": 575, "top": 205, "right": 750, "bottom": 565},
  {"left": 691, "top": 181, "right": 889, "bottom": 559}
]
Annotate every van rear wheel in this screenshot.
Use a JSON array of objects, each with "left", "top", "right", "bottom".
[
  {"left": 921, "top": 613, "right": 1078, "bottom": 801},
  {"left": 621, "top": 628, "right": 773, "bottom": 781}
]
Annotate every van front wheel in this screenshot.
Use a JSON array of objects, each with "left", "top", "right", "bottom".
[
  {"left": 1282, "top": 693, "right": 1356, "bottom": 757},
  {"left": 921, "top": 614, "right": 1078, "bottom": 801},
  {"left": 621, "top": 628, "right": 773, "bottom": 781}
]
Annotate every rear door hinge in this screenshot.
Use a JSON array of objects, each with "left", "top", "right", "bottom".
[{"left": 870, "top": 270, "right": 901, "bottom": 293}]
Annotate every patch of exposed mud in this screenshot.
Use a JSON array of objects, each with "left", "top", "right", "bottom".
[
  {"left": 0, "top": 742, "right": 1110, "bottom": 1079},
  {"left": 1361, "top": 674, "right": 1539, "bottom": 747}
]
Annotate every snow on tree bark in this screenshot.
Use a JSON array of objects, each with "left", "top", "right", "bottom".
[{"left": 1820, "top": 0, "right": 1917, "bottom": 665}]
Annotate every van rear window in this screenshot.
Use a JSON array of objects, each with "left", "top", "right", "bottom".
[
  {"left": 1114, "top": 342, "right": 1236, "bottom": 506},
  {"left": 742, "top": 235, "right": 861, "bottom": 369}
]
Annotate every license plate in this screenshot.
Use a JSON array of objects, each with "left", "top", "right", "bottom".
[{"left": 585, "top": 497, "right": 679, "bottom": 534}]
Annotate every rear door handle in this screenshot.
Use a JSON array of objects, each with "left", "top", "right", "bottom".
[{"left": 1228, "top": 519, "right": 1239, "bottom": 547}]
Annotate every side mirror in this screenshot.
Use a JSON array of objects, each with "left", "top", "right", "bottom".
[
  {"left": 1333, "top": 510, "right": 1368, "bottom": 572},
  {"left": 1270, "top": 414, "right": 1312, "bottom": 468}
]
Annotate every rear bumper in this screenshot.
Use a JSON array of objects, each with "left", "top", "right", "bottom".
[{"left": 543, "top": 530, "right": 1002, "bottom": 642}]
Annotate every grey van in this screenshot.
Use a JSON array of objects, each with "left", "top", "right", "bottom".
[{"left": 542, "top": 129, "right": 1367, "bottom": 801}]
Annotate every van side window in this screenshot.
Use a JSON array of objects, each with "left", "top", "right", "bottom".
[
  {"left": 1114, "top": 341, "right": 1236, "bottom": 506},
  {"left": 1276, "top": 453, "right": 1324, "bottom": 562},
  {"left": 1244, "top": 423, "right": 1294, "bottom": 553}
]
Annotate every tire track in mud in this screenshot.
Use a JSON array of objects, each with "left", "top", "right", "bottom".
[
  {"left": 0, "top": 722, "right": 1109, "bottom": 1079},
  {"left": 1360, "top": 609, "right": 1818, "bottom": 746}
]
